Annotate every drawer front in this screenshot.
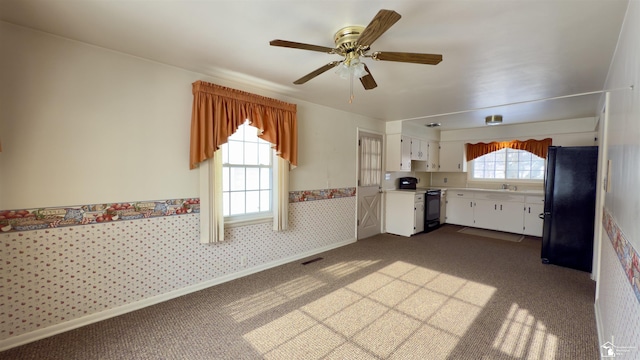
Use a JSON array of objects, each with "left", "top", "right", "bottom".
[
  {"left": 449, "top": 191, "right": 474, "bottom": 199},
  {"left": 415, "top": 194, "right": 425, "bottom": 202},
  {"left": 525, "top": 195, "right": 544, "bottom": 204},
  {"left": 474, "top": 192, "right": 525, "bottom": 203}
]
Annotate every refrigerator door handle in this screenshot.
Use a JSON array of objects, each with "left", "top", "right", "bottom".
[{"left": 539, "top": 212, "right": 549, "bottom": 220}]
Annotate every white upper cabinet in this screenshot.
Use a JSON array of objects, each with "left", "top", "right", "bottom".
[
  {"left": 427, "top": 141, "right": 440, "bottom": 171},
  {"left": 410, "top": 138, "right": 428, "bottom": 161},
  {"left": 439, "top": 141, "right": 467, "bottom": 172},
  {"left": 386, "top": 134, "right": 412, "bottom": 172}
]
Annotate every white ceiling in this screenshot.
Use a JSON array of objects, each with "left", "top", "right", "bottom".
[{"left": 0, "top": 0, "right": 629, "bottom": 130}]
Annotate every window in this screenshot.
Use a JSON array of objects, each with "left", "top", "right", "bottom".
[
  {"left": 472, "top": 148, "right": 545, "bottom": 180},
  {"left": 220, "top": 121, "right": 272, "bottom": 219}
]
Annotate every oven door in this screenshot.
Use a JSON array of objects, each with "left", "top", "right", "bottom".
[{"left": 425, "top": 190, "right": 441, "bottom": 230}]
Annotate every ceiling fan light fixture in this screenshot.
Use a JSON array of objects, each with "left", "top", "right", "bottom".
[
  {"left": 351, "top": 60, "right": 369, "bottom": 79},
  {"left": 425, "top": 122, "right": 441, "bottom": 128},
  {"left": 336, "top": 57, "right": 369, "bottom": 80},
  {"left": 485, "top": 115, "right": 503, "bottom": 125},
  {"left": 335, "top": 63, "right": 351, "bottom": 79}
]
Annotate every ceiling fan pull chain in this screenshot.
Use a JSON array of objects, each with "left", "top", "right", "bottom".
[{"left": 349, "top": 70, "right": 355, "bottom": 103}]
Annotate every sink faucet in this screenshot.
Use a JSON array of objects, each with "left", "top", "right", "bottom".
[{"left": 501, "top": 183, "right": 509, "bottom": 190}]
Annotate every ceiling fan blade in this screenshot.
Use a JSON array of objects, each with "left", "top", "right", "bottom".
[
  {"left": 270, "top": 39, "right": 336, "bottom": 53},
  {"left": 373, "top": 51, "right": 443, "bottom": 65},
  {"left": 293, "top": 61, "right": 341, "bottom": 84},
  {"left": 359, "top": 64, "right": 377, "bottom": 90},
  {"left": 356, "top": 9, "right": 402, "bottom": 48}
]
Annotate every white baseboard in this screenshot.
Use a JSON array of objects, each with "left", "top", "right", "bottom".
[
  {"left": 0, "top": 238, "right": 356, "bottom": 351},
  {"left": 594, "top": 299, "right": 605, "bottom": 349}
]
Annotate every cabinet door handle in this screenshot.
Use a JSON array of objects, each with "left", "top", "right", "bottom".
[
  {"left": 500, "top": 204, "right": 503, "bottom": 211},
  {"left": 528, "top": 207, "right": 531, "bottom": 213},
  {"left": 494, "top": 204, "right": 497, "bottom": 210},
  {"left": 470, "top": 201, "right": 473, "bottom": 208}
]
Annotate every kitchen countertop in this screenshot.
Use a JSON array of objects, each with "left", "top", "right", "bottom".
[
  {"left": 444, "top": 187, "right": 544, "bottom": 195},
  {"left": 385, "top": 187, "right": 543, "bottom": 196},
  {"left": 385, "top": 189, "right": 428, "bottom": 194}
]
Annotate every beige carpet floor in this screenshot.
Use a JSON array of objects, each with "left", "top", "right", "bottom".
[
  {"left": 457, "top": 227, "right": 525, "bottom": 242},
  {"left": 0, "top": 225, "right": 598, "bottom": 359}
]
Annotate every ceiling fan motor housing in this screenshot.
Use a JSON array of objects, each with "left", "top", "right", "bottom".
[{"left": 334, "top": 26, "right": 365, "bottom": 53}]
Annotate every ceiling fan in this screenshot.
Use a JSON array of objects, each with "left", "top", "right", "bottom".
[{"left": 270, "top": 9, "right": 443, "bottom": 92}]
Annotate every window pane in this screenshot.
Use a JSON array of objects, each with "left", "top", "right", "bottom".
[
  {"left": 230, "top": 167, "right": 245, "bottom": 191},
  {"left": 507, "top": 152, "right": 519, "bottom": 161},
  {"left": 260, "top": 190, "right": 271, "bottom": 211},
  {"left": 531, "top": 170, "right": 544, "bottom": 180},
  {"left": 222, "top": 167, "right": 230, "bottom": 191},
  {"left": 485, "top": 152, "right": 496, "bottom": 161},
  {"left": 229, "top": 123, "right": 245, "bottom": 141},
  {"left": 221, "top": 143, "right": 229, "bottom": 163},
  {"left": 506, "top": 170, "right": 518, "bottom": 179},
  {"left": 244, "top": 142, "right": 258, "bottom": 165},
  {"left": 261, "top": 168, "right": 271, "bottom": 189},
  {"left": 258, "top": 143, "right": 271, "bottom": 165},
  {"left": 230, "top": 192, "right": 245, "bottom": 215},
  {"left": 519, "top": 152, "right": 531, "bottom": 161},
  {"left": 484, "top": 170, "right": 495, "bottom": 179},
  {"left": 495, "top": 150, "right": 506, "bottom": 162},
  {"left": 507, "top": 161, "right": 518, "bottom": 172},
  {"left": 532, "top": 159, "right": 545, "bottom": 171},
  {"left": 246, "top": 168, "right": 260, "bottom": 190},
  {"left": 519, "top": 170, "right": 530, "bottom": 179},
  {"left": 228, "top": 141, "right": 244, "bottom": 164},
  {"left": 246, "top": 191, "right": 260, "bottom": 213},
  {"left": 223, "top": 192, "right": 230, "bottom": 216}
]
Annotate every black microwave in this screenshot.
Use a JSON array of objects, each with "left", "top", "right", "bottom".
[{"left": 398, "top": 177, "right": 418, "bottom": 190}]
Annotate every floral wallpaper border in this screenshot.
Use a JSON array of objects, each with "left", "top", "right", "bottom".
[
  {"left": 0, "top": 187, "right": 357, "bottom": 233},
  {"left": 603, "top": 208, "right": 640, "bottom": 303},
  {"left": 288, "top": 187, "right": 356, "bottom": 203},
  {"left": 0, "top": 198, "right": 201, "bottom": 233}
]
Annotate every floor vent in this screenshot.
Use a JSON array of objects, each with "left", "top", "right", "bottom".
[{"left": 301, "top": 257, "right": 323, "bottom": 265}]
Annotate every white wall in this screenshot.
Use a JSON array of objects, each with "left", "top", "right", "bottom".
[
  {"left": 440, "top": 117, "right": 598, "bottom": 144},
  {"left": 595, "top": 1, "right": 640, "bottom": 355},
  {"left": 0, "top": 22, "right": 383, "bottom": 210},
  {"left": 293, "top": 104, "right": 382, "bottom": 191}
]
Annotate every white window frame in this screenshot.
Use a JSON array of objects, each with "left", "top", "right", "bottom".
[
  {"left": 220, "top": 121, "right": 274, "bottom": 226},
  {"left": 468, "top": 147, "right": 545, "bottom": 185}
]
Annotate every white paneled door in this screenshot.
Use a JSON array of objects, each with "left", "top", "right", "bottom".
[{"left": 357, "top": 131, "right": 383, "bottom": 240}]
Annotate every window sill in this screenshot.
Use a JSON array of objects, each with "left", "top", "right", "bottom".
[{"left": 224, "top": 216, "right": 272, "bottom": 228}]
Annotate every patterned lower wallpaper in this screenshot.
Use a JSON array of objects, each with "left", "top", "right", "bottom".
[
  {"left": 603, "top": 208, "right": 640, "bottom": 303},
  {"left": 0, "top": 195, "right": 357, "bottom": 341},
  {"left": 597, "top": 212, "right": 640, "bottom": 355}
]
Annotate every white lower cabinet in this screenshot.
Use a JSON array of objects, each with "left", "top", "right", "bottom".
[
  {"left": 523, "top": 195, "right": 544, "bottom": 237},
  {"left": 445, "top": 189, "right": 546, "bottom": 235},
  {"left": 415, "top": 197, "right": 425, "bottom": 234},
  {"left": 445, "top": 191, "right": 475, "bottom": 227},
  {"left": 473, "top": 199, "right": 498, "bottom": 229},
  {"left": 473, "top": 199, "right": 524, "bottom": 233},
  {"left": 499, "top": 201, "right": 527, "bottom": 233},
  {"left": 385, "top": 191, "right": 425, "bottom": 237}
]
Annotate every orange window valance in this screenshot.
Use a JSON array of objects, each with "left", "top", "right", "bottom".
[
  {"left": 189, "top": 80, "right": 298, "bottom": 169},
  {"left": 466, "top": 138, "right": 553, "bottom": 162}
]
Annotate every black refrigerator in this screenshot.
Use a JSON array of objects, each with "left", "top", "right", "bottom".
[{"left": 541, "top": 146, "right": 598, "bottom": 272}]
